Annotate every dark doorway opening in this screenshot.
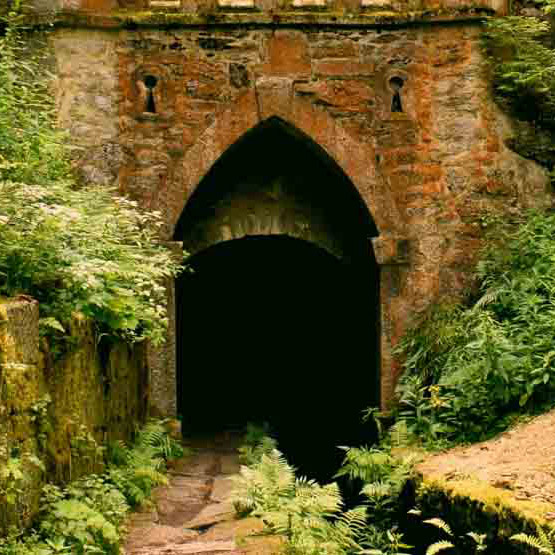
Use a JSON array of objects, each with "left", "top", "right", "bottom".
[
  {"left": 174, "top": 117, "right": 380, "bottom": 485},
  {"left": 175, "top": 236, "right": 379, "bottom": 484}
]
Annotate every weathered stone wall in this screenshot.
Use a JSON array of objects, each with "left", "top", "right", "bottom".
[
  {"left": 48, "top": 17, "right": 549, "bottom": 411},
  {"left": 0, "top": 297, "right": 147, "bottom": 535}
]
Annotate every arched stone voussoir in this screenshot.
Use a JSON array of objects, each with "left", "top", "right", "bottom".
[
  {"left": 183, "top": 193, "right": 346, "bottom": 260},
  {"left": 170, "top": 88, "right": 404, "bottom": 243}
]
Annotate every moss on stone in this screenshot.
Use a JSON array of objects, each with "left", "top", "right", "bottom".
[
  {"left": 20, "top": 9, "right": 490, "bottom": 30},
  {"left": 413, "top": 475, "right": 555, "bottom": 553}
]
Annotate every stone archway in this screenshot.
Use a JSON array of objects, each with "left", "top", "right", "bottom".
[
  {"left": 174, "top": 116, "right": 377, "bottom": 261},
  {"left": 165, "top": 83, "right": 405, "bottom": 240},
  {"left": 149, "top": 84, "right": 410, "bottom": 418},
  {"left": 173, "top": 115, "right": 382, "bottom": 479}
]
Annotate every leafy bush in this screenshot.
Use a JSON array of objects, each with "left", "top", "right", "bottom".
[
  {"left": 0, "top": 420, "right": 185, "bottom": 555},
  {"left": 231, "top": 449, "right": 367, "bottom": 555},
  {"left": 0, "top": 6, "right": 183, "bottom": 345},
  {"left": 232, "top": 432, "right": 415, "bottom": 555},
  {"left": 107, "top": 420, "right": 185, "bottom": 507},
  {"left": 336, "top": 447, "right": 416, "bottom": 529},
  {"left": 481, "top": 2, "right": 555, "bottom": 179},
  {"left": 395, "top": 211, "right": 555, "bottom": 444},
  {"left": 40, "top": 499, "right": 119, "bottom": 555}
]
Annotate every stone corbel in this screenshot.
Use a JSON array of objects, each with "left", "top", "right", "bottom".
[
  {"left": 371, "top": 235, "right": 410, "bottom": 266},
  {"left": 255, "top": 77, "right": 294, "bottom": 122}
]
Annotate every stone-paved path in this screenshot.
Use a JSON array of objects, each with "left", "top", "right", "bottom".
[{"left": 123, "top": 433, "right": 282, "bottom": 555}]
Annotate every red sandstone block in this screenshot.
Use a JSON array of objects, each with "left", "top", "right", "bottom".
[
  {"left": 311, "top": 41, "right": 358, "bottom": 59},
  {"left": 313, "top": 59, "right": 375, "bottom": 78},
  {"left": 295, "top": 79, "right": 375, "bottom": 113},
  {"left": 76, "top": 0, "right": 118, "bottom": 11},
  {"left": 266, "top": 31, "right": 311, "bottom": 77}
]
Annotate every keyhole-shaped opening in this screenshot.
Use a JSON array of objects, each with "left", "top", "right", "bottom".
[
  {"left": 144, "top": 75, "right": 158, "bottom": 113},
  {"left": 390, "top": 76, "right": 404, "bottom": 113}
]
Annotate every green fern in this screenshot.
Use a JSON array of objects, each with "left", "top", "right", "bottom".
[
  {"left": 231, "top": 443, "right": 367, "bottom": 555},
  {"left": 512, "top": 527, "right": 555, "bottom": 555},
  {"left": 466, "top": 532, "right": 487, "bottom": 552},
  {"left": 423, "top": 518, "right": 453, "bottom": 537},
  {"left": 425, "top": 540, "right": 454, "bottom": 555}
]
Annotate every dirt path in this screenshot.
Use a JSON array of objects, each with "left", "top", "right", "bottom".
[
  {"left": 123, "top": 433, "right": 282, "bottom": 555},
  {"left": 417, "top": 408, "right": 555, "bottom": 523}
]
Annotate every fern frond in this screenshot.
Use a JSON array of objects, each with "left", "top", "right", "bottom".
[
  {"left": 511, "top": 532, "right": 555, "bottom": 554},
  {"left": 475, "top": 288, "right": 502, "bottom": 308},
  {"left": 423, "top": 518, "right": 453, "bottom": 537},
  {"left": 389, "top": 420, "right": 410, "bottom": 447},
  {"left": 426, "top": 540, "right": 454, "bottom": 555},
  {"left": 467, "top": 531, "right": 487, "bottom": 551},
  {"left": 362, "top": 482, "right": 393, "bottom": 501}
]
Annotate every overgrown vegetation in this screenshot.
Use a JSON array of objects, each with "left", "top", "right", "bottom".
[
  {"left": 0, "top": 420, "right": 185, "bottom": 555},
  {"left": 481, "top": 0, "right": 555, "bottom": 184},
  {"left": 0, "top": 5, "right": 183, "bottom": 345},
  {"left": 231, "top": 428, "right": 417, "bottom": 555},
  {"left": 383, "top": 1, "right": 555, "bottom": 449},
  {"left": 393, "top": 210, "right": 555, "bottom": 445}
]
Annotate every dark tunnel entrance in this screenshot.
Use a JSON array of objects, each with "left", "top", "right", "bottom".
[{"left": 174, "top": 117, "right": 380, "bottom": 484}]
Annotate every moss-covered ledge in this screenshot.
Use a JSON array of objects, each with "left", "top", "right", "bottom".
[
  {"left": 410, "top": 475, "right": 554, "bottom": 553},
  {"left": 17, "top": 7, "right": 494, "bottom": 30},
  {"left": 407, "top": 411, "right": 555, "bottom": 553}
]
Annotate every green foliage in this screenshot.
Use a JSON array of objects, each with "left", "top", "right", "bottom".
[
  {"left": 512, "top": 526, "right": 555, "bottom": 554},
  {"left": 0, "top": 453, "right": 44, "bottom": 531},
  {"left": 481, "top": 5, "right": 555, "bottom": 179},
  {"left": 335, "top": 446, "right": 416, "bottom": 555},
  {"left": 40, "top": 499, "right": 118, "bottom": 555},
  {"left": 231, "top": 448, "right": 366, "bottom": 555},
  {"left": 0, "top": 420, "right": 185, "bottom": 555},
  {"left": 415, "top": 515, "right": 487, "bottom": 555},
  {"left": 106, "top": 420, "right": 185, "bottom": 507},
  {"left": 232, "top": 432, "right": 415, "bottom": 555},
  {"left": 238, "top": 423, "right": 279, "bottom": 466},
  {"left": 0, "top": 8, "right": 184, "bottom": 345},
  {"left": 394, "top": 211, "right": 555, "bottom": 444},
  {"left": 482, "top": 15, "right": 555, "bottom": 124}
]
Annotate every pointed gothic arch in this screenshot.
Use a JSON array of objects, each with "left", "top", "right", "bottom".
[
  {"left": 150, "top": 85, "right": 411, "bottom": 420},
  {"left": 173, "top": 115, "right": 378, "bottom": 260},
  {"left": 165, "top": 86, "right": 405, "bottom": 242}
]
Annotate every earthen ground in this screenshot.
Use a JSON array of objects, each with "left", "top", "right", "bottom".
[
  {"left": 123, "top": 433, "right": 283, "bottom": 555},
  {"left": 417, "top": 408, "right": 555, "bottom": 521}
]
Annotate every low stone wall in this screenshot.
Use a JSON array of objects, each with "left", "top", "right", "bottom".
[{"left": 0, "top": 296, "right": 147, "bottom": 535}]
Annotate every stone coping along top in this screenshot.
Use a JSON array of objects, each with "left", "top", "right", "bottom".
[{"left": 17, "top": 0, "right": 507, "bottom": 26}]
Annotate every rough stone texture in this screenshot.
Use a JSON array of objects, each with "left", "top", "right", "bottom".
[
  {"left": 0, "top": 298, "right": 42, "bottom": 534},
  {"left": 0, "top": 297, "right": 147, "bottom": 535},
  {"left": 46, "top": 18, "right": 550, "bottom": 413},
  {"left": 124, "top": 437, "right": 283, "bottom": 555},
  {"left": 38, "top": 0, "right": 509, "bottom": 16}
]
